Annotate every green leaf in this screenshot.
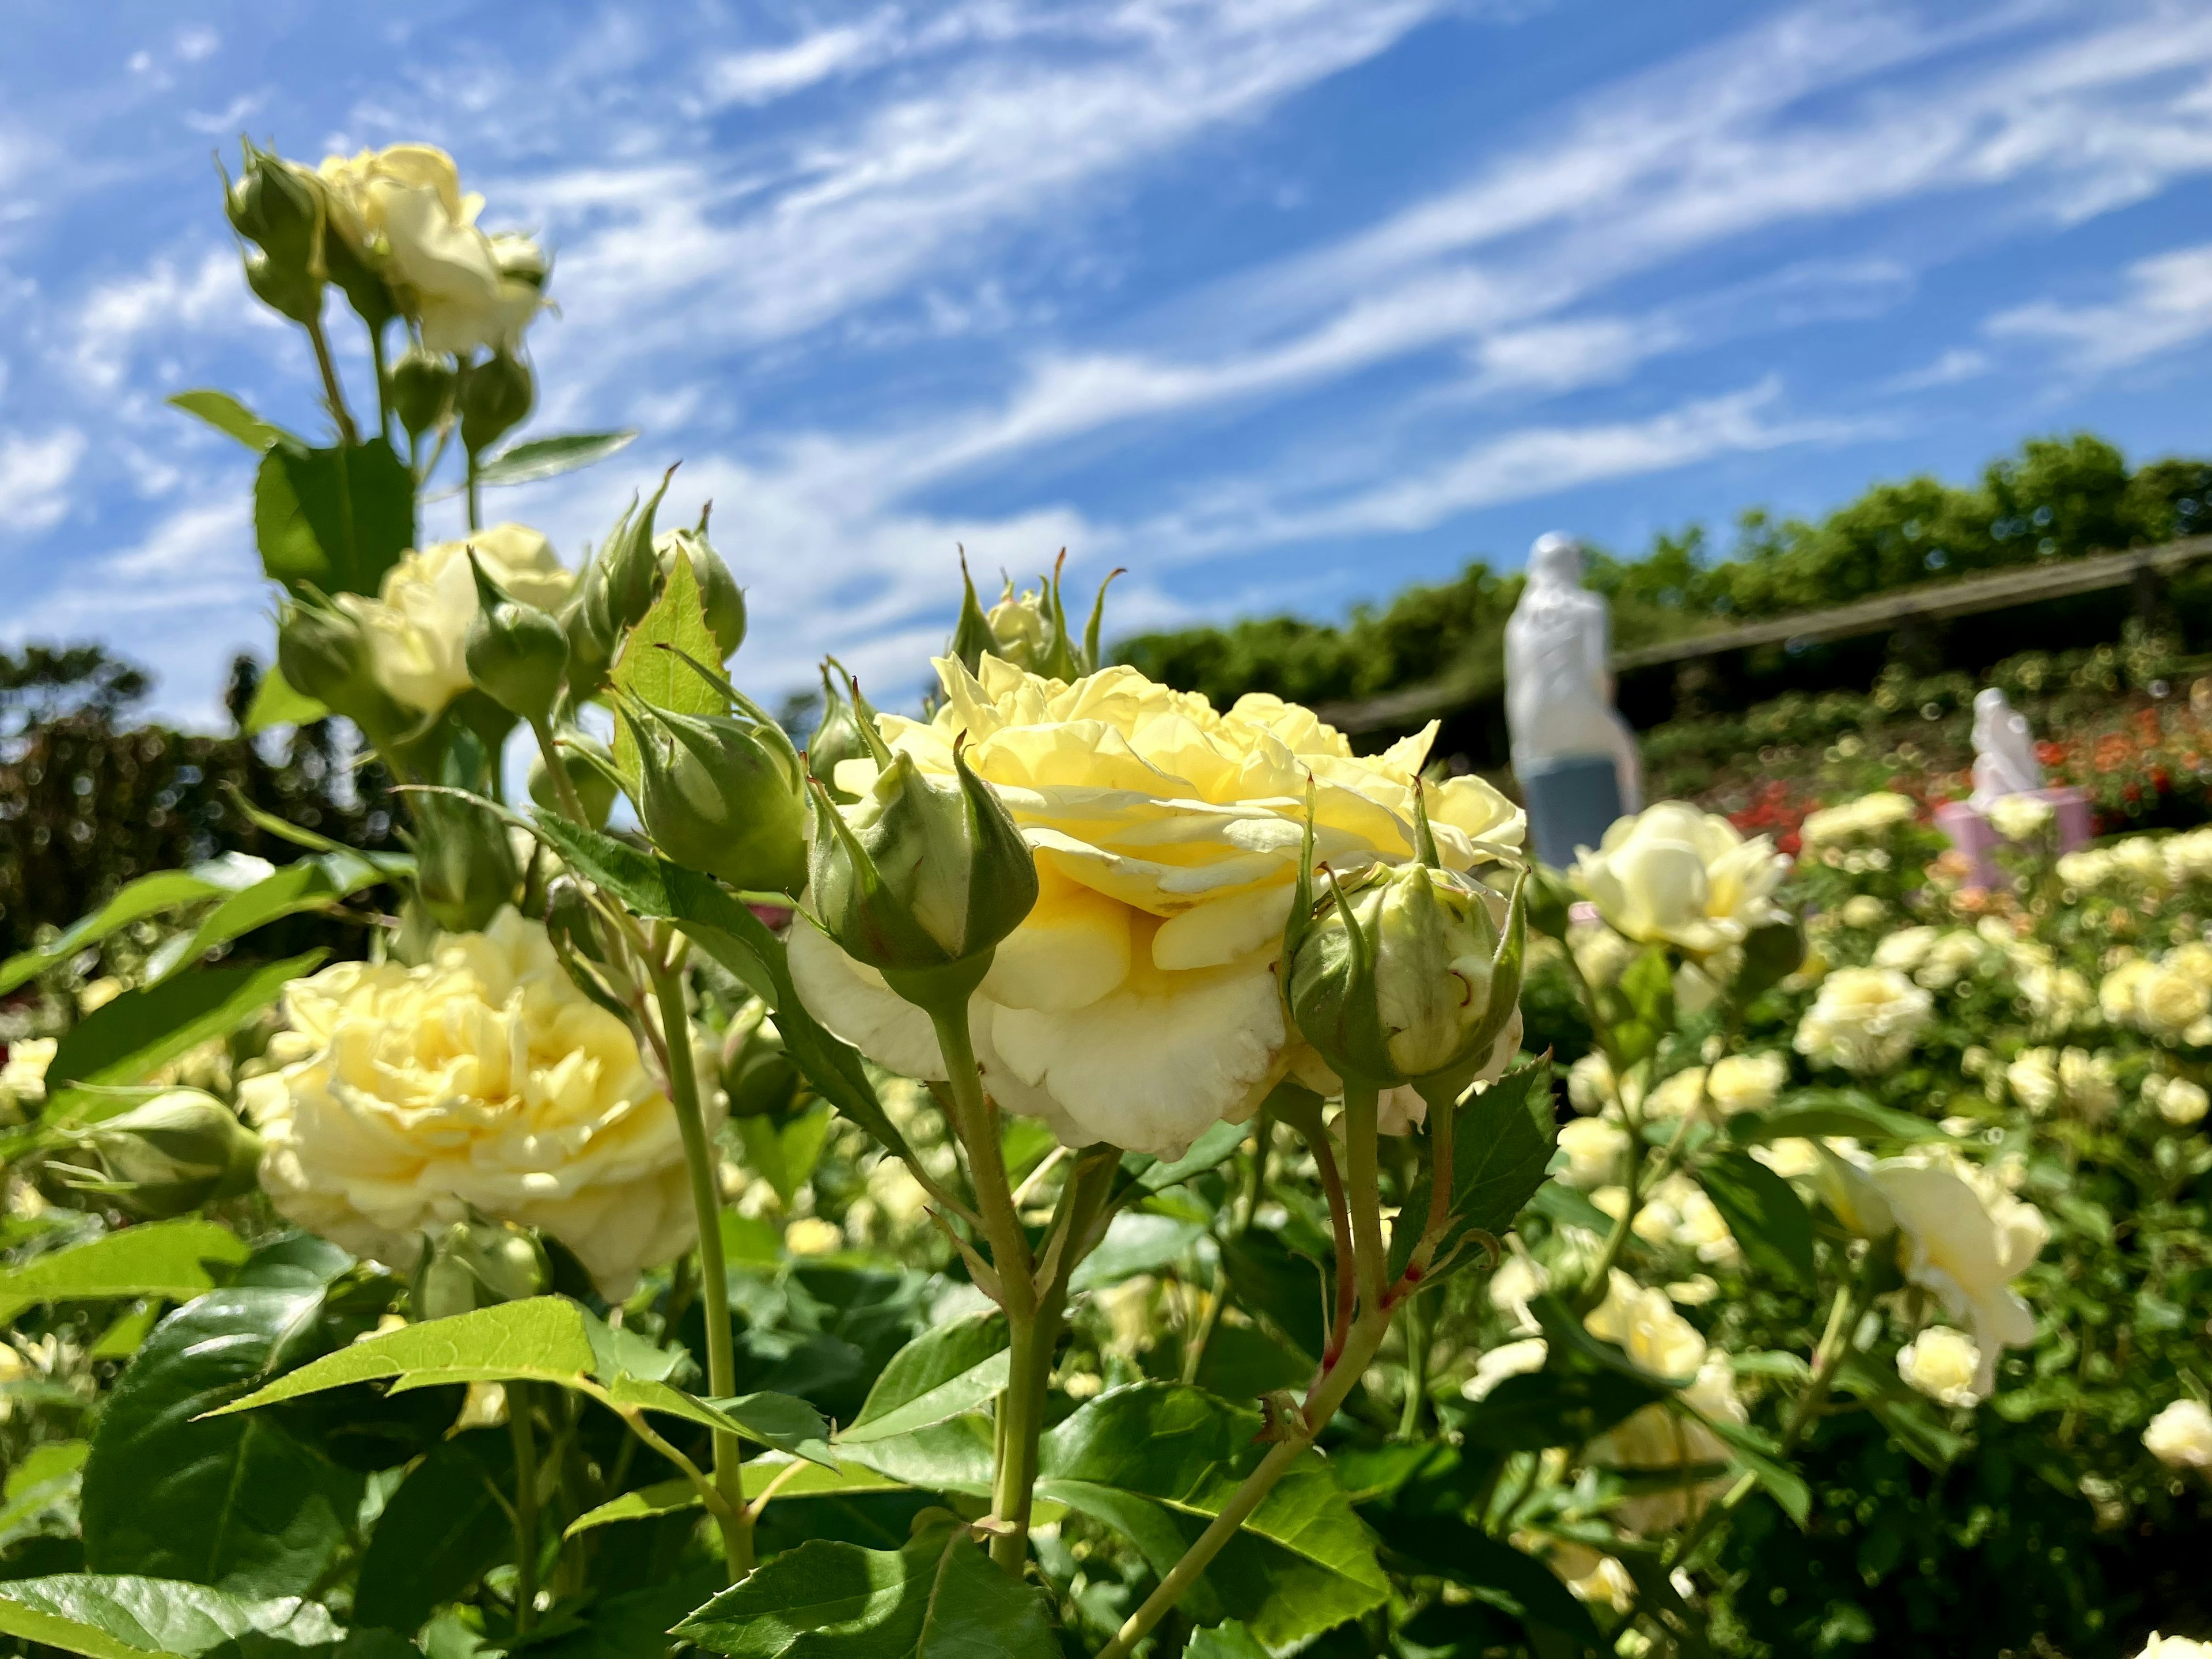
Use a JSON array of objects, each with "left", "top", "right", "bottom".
[
  {"left": 1729, "top": 1092, "right": 1948, "bottom": 1146},
  {"left": 1388, "top": 1059, "right": 1556, "bottom": 1283},
  {"left": 253, "top": 440, "right": 415, "bottom": 598},
  {"left": 1069, "top": 1213, "right": 1206, "bottom": 1294},
  {"left": 44, "top": 952, "right": 326, "bottom": 1107},
  {"left": 147, "top": 855, "right": 391, "bottom": 985},
  {"left": 1034, "top": 1383, "right": 1389, "bottom": 1649},
  {"left": 523, "top": 1568, "right": 721, "bottom": 1659},
  {"left": 168, "top": 390, "right": 298, "bottom": 453},
  {"left": 1732, "top": 920, "right": 1805, "bottom": 1006},
  {"left": 0, "top": 854, "right": 275, "bottom": 997},
  {"left": 1115, "top": 1117, "right": 1249, "bottom": 1201},
  {"left": 0, "top": 1440, "right": 88, "bottom": 1550},
  {"left": 1694, "top": 1150, "right": 1817, "bottom": 1290},
  {"left": 209, "top": 1296, "right": 833, "bottom": 1462},
  {"left": 1183, "top": 1622, "right": 1271, "bottom": 1659},
  {"left": 1367, "top": 1513, "right": 1603, "bottom": 1650},
  {"left": 675, "top": 1526, "right": 1060, "bottom": 1658},
  {"left": 610, "top": 559, "right": 721, "bottom": 790},
  {"left": 1696, "top": 1414, "right": 1809, "bottom": 1525},
  {"left": 843, "top": 1311, "right": 1010, "bottom": 1445},
  {"left": 243, "top": 667, "right": 331, "bottom": 733},
  {"left": 739, "top": 1103, "right": 835, "bottom": 1209},
  {"left": 0, "top": 1220, "right": 249, "bottom": 1324},
  {"left": 1604, "top": 947, "right": 1675, "bottom": 1066},
  {"left": 354, "top": 1431, "right": 511, "bottom": 1635},
  {"left": 563, "top": 1459, "right": 914, "bottom": 1540},
  {"left": 531, "top": 812, "right": 920, "bottom": 1169},
  {"left": 1219, "top": 1230, "right": 1326, "bottom": 1361},
  {"left": 472, "top": 430, "right": 637, "bottom": 487},
  {"left": 1459, "top": 1366, "right": 1666, "bottom": 1453},
  {"left": 82, "top": 1278, "right": 363, "bottom": 1596},
  {"left": 1832, "top": 1351, "right": 1968, "bottom": 1470},
  {"left": 0, "top": 1575, "right": 343, "bottom": 1659}
]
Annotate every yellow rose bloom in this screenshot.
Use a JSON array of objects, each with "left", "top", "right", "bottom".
[
  {"left": 1582, "top": 1270, "right": 1745, "bottom": 1532},
  {"left": 1896, "top": 1325, "right": 1983, "bottom": 1407},
  {"left": 342, "top": 522, "right": 573, "bottom": 714},
  {"left": 1571, "top": 802, "right": 1787, "bottom": 957},
  {"left": 243, "top": 908, "right": 710, "bottom": 1297},
  {"left": 789, "top": 653, "right": 1524, "bottom": 1157}
]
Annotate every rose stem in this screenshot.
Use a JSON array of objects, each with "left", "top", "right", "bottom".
[{"left": 649, "top": 946, "right": 749, "bottom": 1579}]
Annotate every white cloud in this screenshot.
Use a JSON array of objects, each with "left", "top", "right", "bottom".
[
  {"left": 1886, "top": 347, "right": 1992, "bottom": 389},
  {"left": 73, "top": 249, "right": 255, "bottom": 388},
  {"left": 0, "top": 428, "right": 86, "bottom": 534},
  {"left": 1988, "top": 242, "right": 2212, "bottom": 370},
  {"left": 706, "top": 18, "right": 895, "bottom": 107}
]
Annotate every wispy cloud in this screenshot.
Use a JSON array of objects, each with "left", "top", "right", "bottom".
[
  {"left": 1988, "top": 241, "right": 2212, "bottom": 371},
  {"left": 0, "top": 429, "right": 86, "bottom": 535}
]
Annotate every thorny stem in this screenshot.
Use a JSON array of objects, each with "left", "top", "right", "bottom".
[
  {"left": 1300, "top": 1115, "right": 1358, "bottom": 1388},
  {"left": 528, "top": 717, "right": 590, "bottom": 828},
  {"left": 1343, "top": 1082, "right": 1388, "bottom": 1313},
  {"left": 648, "top": 944, "right": 748, "bottom": 1580}
]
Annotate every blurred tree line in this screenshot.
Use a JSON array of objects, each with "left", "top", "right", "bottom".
[
  {"left": 0, "top": 646, "right": 402, "bottom": 960},
  {"left": 1115, "top": 433, "right": 2212, "bottom": 716}
]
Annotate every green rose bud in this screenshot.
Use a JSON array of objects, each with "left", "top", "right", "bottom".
[
  {"left": 1283, "top": 786, "right": 1527, "bottom": 1095},
  {"left": 807, "top": 659, "right": 880, "bottom": 805},
  {"left": 464, "top": 550, "right": 569, "bottom": 723},
  {"left": 226, "top": 141, "right": 324, "bottom": 324},
  {"left": 414, "top": 1216, "right": 550, "bottom": 1321},
  {"left": 722, "top": 1001, "right": 809, "bottom": 1120},
  {"left": 276, "top": 599, "right": 406, "bottom": 739},
  {"left": 619, "top": 689, "right": 808, "bottom": 895},
  {"left": 408, "top": 790, "right": 520, "bottom": 934},
  {"left": 459, "top": 349, "right": 534, "bottom": 456},
  {"left": 586, "top": 471, "right": 675, "bottom": 646},
  {"left": 71, "top": 1089, "right": 262, "bottom": 1220},
  {"left": 528, "top": 730, "right": 620, "bottom": 830},
  {"left": 805, "top": 734, "right": 1038, "bottom": 1009},
  {"left": 985, "top": 581, "right": 1052, "bottom": 672},
  {"left": 391, "top": 346, "right": 456, "bottom": 439},
  {"left": 656, "top": 518, "right": 747, "bottom": 660}
]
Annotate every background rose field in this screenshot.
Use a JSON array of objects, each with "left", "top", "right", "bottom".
[{"left": 1, "top": 66, "right": 2211, "bottom": 1659}]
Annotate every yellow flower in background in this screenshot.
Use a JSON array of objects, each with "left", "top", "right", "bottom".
[
  {"left": 2146, "top": 1074, "right": 2210, "bottom": 1125},
  {"left": 1870, "top": 1153, "right": 2047, "bottom": 1398},
  {"left": 0, "top": 1039, "right": 56, "bottom": 1113},
  {"left": 1555, "top": 1116, "right": 1630, "bottom": 1189},
  {"left": 1987, "top": 793, "right": 2054, "bottom": 842},
  {"left": 1582, "top": 1270, "right": 1745, "bottom": 1531},
  {"left": 1793, "top": 966, "right": 1933, "bottom": 1075},
  {"left": 243, "top": 908, "right": 710, "bottom": 1298},
  {"left": 790, "top": 654, "right": 1524, "bottom": 1158},
  {"left": 1896, "top": 1325, "right": 1984, "bottom": 1406},
  {"left": 319, "top": 143, "right": 547, "bottom": 355},
  {"left": 342, "top": 523, "right": 573, "bottom": 714},
  {"left": 1873, "top": 925, "right": 1939, "bottom": 974},
  {"left": 784, "top": 1217, "right": 843, "bottom": 1256},
  {"left": 1571, "top": 802, "right": 1787, "bottom": 957},
  {"left": 2143, "top": 1398, "right": 2212, "bottom": 1470},
  {"left": 2134, "top": 1635, "right": 2212, "bottom": 1659},
  {"left": 1798, "top": 790, "right": 1915, "bottom": 849}
]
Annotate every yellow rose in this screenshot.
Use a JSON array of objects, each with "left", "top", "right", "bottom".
[
  {"left": 1798, "top": 790, "right": 1914, "bottom": 849},
  {"left": 2147, "top": 1074, "right": 2210, "bottom": 1125},
  {"left": 1896, "top": 1325, "right": 1983, "bottom": 1406},
  {"left": 1582, "top": 1271, "right": 1744, "bottom": 1531},
  {"left": 242, "top": 908, "right": 709, "bottom": 1297},
  {"left": 2136, "top": 1635, "right": 2212, "bottom": 1659},
  {"left": 789, "top": 654, "right": 1524, "bottom": 1157},
  {"left": 1869, "top": 1154, "right": 2046, "bottom": 1397},
  {"left": 0, "top": 1038, "right": 56, "bottom": 1111},
  {"left": 341, "top": 523, "right": 573, "bottom": 713},
  {"left": 2005, "top": 1047, "right": 2060, "bottom": 1114},
  {"left": 2144, "top": 1398, "right": 2212, "bottom": 1470},
  {"left": 1706, "top": 1050, "right": 1786, "bottom": 1115},
  {"left": 1460, "top": 1336, "right": 1548, "bottom": 1402},
  {"left": 1873, "top": 925, "right": 1938, "bottom": 974},
  {"left": 1571, "top": 801, "right": 1786, "bottom": 956},
  {"left": 2137, "top": 963, "right": 2211, "bottom": 1040},
  {"left": 1792, "top": 965, "right": 1933, "bottom": 1075},
  {"left": 1555, "top": 1116, "right": 1629, "bottom": 1190},
  {"left": 319, "top": 144, "right": 547, "bottom": 355}
]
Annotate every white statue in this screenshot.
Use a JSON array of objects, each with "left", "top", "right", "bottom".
[
  {"left": 1968, "top": 687, "right": 2044, "bottom": 810},
  {"left": 1505, "top": 532, "right": 1642, "bottom": 813}
]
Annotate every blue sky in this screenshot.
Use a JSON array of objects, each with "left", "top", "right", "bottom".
[{"left": 4, "top": 0, "right": 2212, "bottom": 726}]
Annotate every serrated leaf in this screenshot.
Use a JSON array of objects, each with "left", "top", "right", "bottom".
[
  {"left": 1694, "top": 1150, "right": 1817, "bottom": 1289},
  {"left": 531, "top": 812, "right": 920, "bottom": 1169},
  {"left": 675, "top": 1527, "right": 1060, "bottom": 1658},
  {"left": 168, "top": 389, "right": 299, "bottom": 453},
  {"left": 0, "top": 1221, "right": 248, "bottom": 1324},
  {"left": 1389, "top": 1059, "right": 1556, "bottom": 1283},
  {"left": 146, "top": 854, "right": 391, "bottom": 984},
  {"left": 1184, "top": 1622, "right": 1271, "bottom": 1659},
  {"left": 472, "top": 430, "right": 637, "bottom": 487},
  {"left": 0, "top": 855, "right": 274, "bottom": 997},
  {"left": 563, "top": 1459, "right": 914, "bottom": 1540},
  {"left": 243, "top": 666, "right": 331, "bottom": 733},
  {"left": 739, "top": 1103, "right": 835, "bottom": 1209},
  {"left": 0, "top": 1574, "right": 343, "bottom": 1659},
  {"left": 1033, "top": 1383, "right": 1389, "bottom": 1649},
  {"left": 1069, "top": 1213, "right": 1206, "bottom": 1294},
  {"left": 207, "top": 1296, "right": 832, "bottom": 1463},
  {"left": 1115, "top": 1117, "right": 1249, "bottom": 1202},
  {"left": 253, "top": 440, "right": 415, "bottom": 598},
  {"left": 609, "top": 559, "right": 721, "bottom": 791},
  {"left": 44, "top": 952, "right": 325, "bottom": 1110},
  {"left": 843, "top": 1311, "right": 1010, "bottom": 1446},
  {"left": 82, "top": 1278, "right": 362, "bottom": 1596},
  {"left": 354, "top": 1431, "right": 511, "bottom": 1635}
]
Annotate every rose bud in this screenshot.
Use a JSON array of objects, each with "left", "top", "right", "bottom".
[
  {"left": 73, "top": 1089, "right": 262, "bottom": 1220},
  {"left": 618, "top": 692, "right": 808, "bottom": 896},
  {"left": 656, "top": 517, "right": 748, "bottom": 661},
  {"left": 464, "top": 550, "right": 569, "bottom": 724},
  {"left": 414, "top": 1216, "right": 550, "bottom": 1321}
]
